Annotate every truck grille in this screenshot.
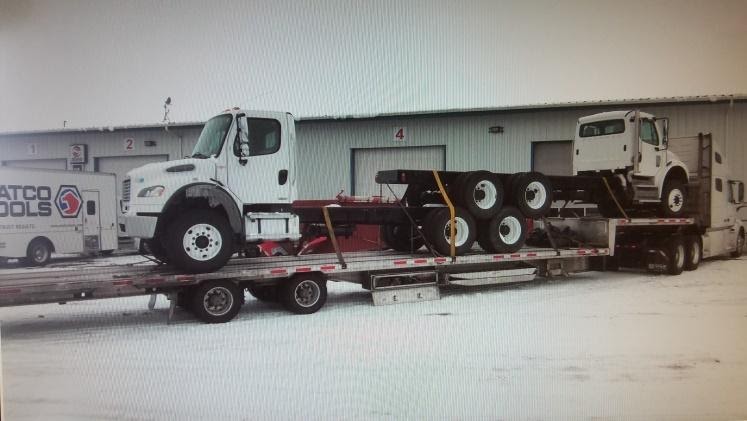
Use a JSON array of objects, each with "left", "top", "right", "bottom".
[{"left": 122, "top": 178, "right": 131, "bottom": 201}]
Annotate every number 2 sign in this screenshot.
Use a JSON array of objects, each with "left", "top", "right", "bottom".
[
  {"left": 393, "top": 127, "right": 407, "bottom": 142},
  {"left": 124, "top": 138, "right": 135, "bottom": 151}
]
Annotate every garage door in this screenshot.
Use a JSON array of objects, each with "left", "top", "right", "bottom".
[
  {"left": 353, "top": 146, "right": 445, "bottom": 200},
  {"left": 532, "top": 141, "right": 573, "bottom": 176},
  {"left": 3, "top": 158, "right": 68, "bottom": 170}
]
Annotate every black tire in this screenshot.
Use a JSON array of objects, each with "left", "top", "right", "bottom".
[
  {"left": 380, "top": 224, "right": 425, "bottom": 253},
  {"left": 176, "top": 289, "right": 193, "bottom": 310},
  {"left": 144, "top": 238, "right": 170, "bottom": 263},
  {"left": 25, "top": 238, "right": 52, "bottom": 266},
  {"left": 248, "top": 285, "right": 279, "bottom": 303},
  {"left": 100, "top": 249, "right": 115, "bottom": 256},
  {"left": 454, "top": 171, "right": 504, "bottom": 220},
  {"left": 476, "top": 206, "right": 527, "bottom": 253},
  {"left": 190, "top": 280, "right": 244, "bottom": 323},
  {"left": 605, "top": 255, "right": 620, "bottom": 271},
  {"left": 512, "top": 172, "right": 553, "bottom": 218},
  {"left": 666, "top": 236, "right": 686, "bottom": 275},
  {"left": 684, "top": 235, "right": 702, "bottom": 271},
  {"left": 280, "top": 274, "right": 328, "bottom": 314},
  {"left": 164, "top": 210, "right": 233, "bottom": 273},
  {"left": 660, "top": 180, "right": 687, "bottom": 217},
  {"left": 732, "top": 229, "right": 745, "bottom": 258},
  {"left": 423, "top": 207, "right": 477, "bottom": 256}
]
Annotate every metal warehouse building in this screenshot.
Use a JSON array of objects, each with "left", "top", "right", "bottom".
[{"left": 1, "top": 96, "right": 745, "bottom": 206}]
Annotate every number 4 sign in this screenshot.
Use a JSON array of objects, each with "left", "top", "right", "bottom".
[
  {"left": 393, "top": 127, "right": 407, "bottom": 142},
  {"left": 124, "top": 138, "right": 135, "bottom": 151}
]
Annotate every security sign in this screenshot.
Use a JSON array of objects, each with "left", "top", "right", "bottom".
[{"left": 55, "top": 185, "right": 82, "bottom": 218}]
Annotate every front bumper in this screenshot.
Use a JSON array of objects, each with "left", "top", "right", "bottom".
[{"left": 121, "top": 214, "right": 158, "bottom": 239}]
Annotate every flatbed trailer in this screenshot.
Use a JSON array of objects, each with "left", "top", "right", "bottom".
[{"left": 0, "top": 217, "right": 706, "bottom": 324}]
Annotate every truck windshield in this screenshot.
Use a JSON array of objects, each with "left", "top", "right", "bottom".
[{"left": 192, "top": 114, "right": 233, "bottom": 158}]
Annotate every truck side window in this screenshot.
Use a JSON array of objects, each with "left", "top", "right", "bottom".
[
  {"left": 714, "top": 152, "right": 722, "bottom": 164},
  {"left": 233, "top": 118, "right": 281, "bottom": 157},
  {"left": 578, "top": 119, "right": 625, "bottom": 138},
  {"left": 640, "top": 120, "right": 659, "bottom": 146},
  {"left": 715, "top": 178, "right": 723, "bottom": 192},
  {"left": 87, "top": 201, "right": 96, "bottom": 215}
]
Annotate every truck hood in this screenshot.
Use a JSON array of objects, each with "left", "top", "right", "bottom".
[{"left": 126, "top": 157, "right": 216, "bottom": 192}]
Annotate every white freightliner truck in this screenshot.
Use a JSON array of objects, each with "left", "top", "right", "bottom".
[
  {"left": 0, "top": 167, "right": 118, "bottom": 266},
  {"left": 0, "top": 109, "right": 741, "bottom": 324}
]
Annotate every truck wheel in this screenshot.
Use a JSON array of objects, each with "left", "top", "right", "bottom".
[
  {"left": 684, "top": 235, "right": 702, "bottom": 270},
  {"left": 512, "top": 172, "right": 553, "bottom": 218},
  {"left": 190, "top": 280, "right": 244, "bottom": 323},
  {"left": 732, "top": 229, "right": 745, "bottom": 258},
  {"left": 660, "top": 180, "right": 687, "bottom": 217},
  {"left": 477, "top": 206, "right": 527, "bottom": 253},
  {"left": 280, "top": 274, "right": 327, "bottom": 314},
  {"left": 424, "top": 207, "right": 477, "bottom": 256},
  {"left": 248, "top": 285, "right": 279, "bottom": 303},
  {"left": 165, "top": 210, "right": 233, "bottom": 273},
  {"left": 455, "top": 171, "right": 504, "bottom": 220},
  {"left": 380, "top": 224, "right": 425, "bottom": 253},
  {"left": 666, "top": 237, "right": 686, "bottom": 275},
  {"left": 25, "top": 238, "right": 52, "bottom": 266}
]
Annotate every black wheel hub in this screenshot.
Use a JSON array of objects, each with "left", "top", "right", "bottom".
[
  {"left": 474, "top": 189, "right": 486, "bottom": 201},
  {"left": 525, "top": 190, "right": 536, "bottom": 201},
  {"left": 195, "top": 236, "right": 210, "bottom": 249},
  {"left": 499, "top": 225, "right": 511, "bottom": 236}
]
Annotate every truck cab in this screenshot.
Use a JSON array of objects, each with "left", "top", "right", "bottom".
[
  {"left": 573, "top": 110, "right": 690, "bottom": 216},
  {"left": 121, "top": 108, "right": 301, "bottom": 272}
]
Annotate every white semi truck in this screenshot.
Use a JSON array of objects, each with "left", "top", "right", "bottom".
[{"left": 0, "top": 167, "right": 118, "bottom": 265}]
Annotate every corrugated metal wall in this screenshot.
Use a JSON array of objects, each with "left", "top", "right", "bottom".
[
  {"left": 296, "top": 102, "right": 747, "bottom": 198},
  {"left": 0, "top": 102, "right": 744, "bottom": 201}
]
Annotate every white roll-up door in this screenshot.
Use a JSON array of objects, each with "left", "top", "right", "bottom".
[{"left": 353, "top": 146, "right": 445, "bottom": 200}]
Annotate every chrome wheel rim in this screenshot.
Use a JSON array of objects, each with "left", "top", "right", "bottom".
[
  {"left": 203, "top": 286, "right": 233, "bottom": 316},
  {"left": 32, "top": 245, "right": 49, "bottom": 263},
  {"left": 295, "top": 280, "right": 321, "bottom": 307},
  {"left": 690, "top": 241, "right": 700, "bottom": 265},
  {"left": 525, "top": 181, "right": 547, "bottom": 210},
  {"left": 442, "top": 217, "right": 470, "bottom": 247},
  {"left": 675, "top": 244, "right": 685, "bottom": 269},
  {"left": 182, "top": 223, "right": 222, "bottom": 261},
  {"left": 499, "top": 216, "right": 522, "bottom": 245}
]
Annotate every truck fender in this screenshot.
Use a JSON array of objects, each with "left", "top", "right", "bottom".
[
  {"left": 179, "top": 184, "right": 243, "bottom": 234},
  {"left": 659, "top": 164, "right": 689, "bottom": 197}
]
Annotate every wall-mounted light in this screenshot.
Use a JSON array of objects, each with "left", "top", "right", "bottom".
[
  {"left": 144, "top": 140, "right": 157, "bottom": 147},
  {"left": 488, "top": 126, "right": 504, "bottom": 134}
]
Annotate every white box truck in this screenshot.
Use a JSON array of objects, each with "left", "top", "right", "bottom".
[{"left": 0, "top": 167, "right": 118, "bottom": 265}]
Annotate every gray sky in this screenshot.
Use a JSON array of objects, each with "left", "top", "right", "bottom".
[{"left": 1, "top": 0, "right": 746, "bottom": 131}]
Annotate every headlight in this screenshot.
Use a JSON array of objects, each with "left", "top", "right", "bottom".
[{"left": 137, "top": 186, "right": 165, "bottom": 197}]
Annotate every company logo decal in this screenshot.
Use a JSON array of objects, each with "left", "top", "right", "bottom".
[{"left": 55, "top": 185, "right": 82, "bottom": 218}]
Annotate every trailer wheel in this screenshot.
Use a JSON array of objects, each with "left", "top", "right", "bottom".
[
  {"left": 512, "top": 172, "right": 553, "bottom": 218},
  {"left": 666, "top": 237, "right": 686, "bottom": 275},
  {"left": 190, "top": 280, "right": 244, "bottom": 323},
  {"left": 732, "top": 229, "right": 745, "bottom": 258},
  {"left": 25, "top": 238, "right": 52, "bottom": 266},
  {"left": 455, "top": 171, "right": 504, "bottom": 220},
  {"left": 660, "top": 180, "right": 687, "bottom": 217},
  {"left": 477, "top": 206, "right": 527, "bottom": 253},
  {"left": 424, "top": 207, "right": 477, "bottom": 256},
  {"left": 684, "top": 235, "right": 702, "bottom": 271},
  {"left": 165, "top": 210, "right": 233, "bottom": 273},
  {"left": 280, "top": 274, "right": 327, "bottom": 314},
  {"left": 248, "top": 285, "right": 279, "bottom": 303},
  {"left": 380, "top": 224, "right": 425, "bottom": 253}
]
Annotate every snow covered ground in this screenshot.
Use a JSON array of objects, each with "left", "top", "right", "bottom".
[{"left": 0, "top": 257, "right": 746, "bottom": 420}]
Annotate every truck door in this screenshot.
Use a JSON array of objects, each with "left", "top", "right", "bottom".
[
  {"left": 82, "top": 190, "right": 101, "bottom": 252},
  {"left": 226, "top": 114, "right": 292, "bottom": 206},
  {"left": 636, "top": 118, "right": 662, "bottom": 177}
]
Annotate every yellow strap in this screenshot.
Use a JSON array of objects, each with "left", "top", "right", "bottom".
[
  {"left": 432, "top": 170, "right": 456, "bottom": 259},
  {"left": 321, "top": 206, "right": 347, "bottom": 268}
]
